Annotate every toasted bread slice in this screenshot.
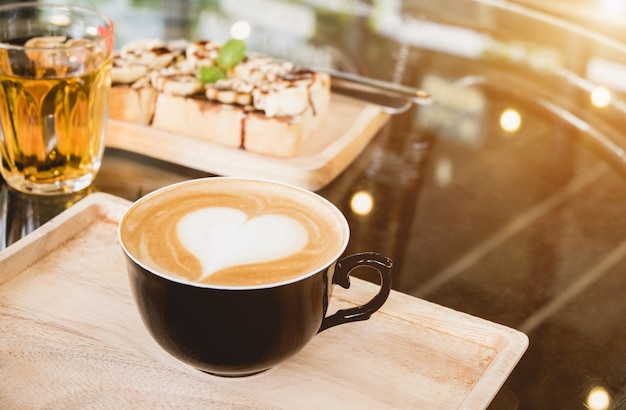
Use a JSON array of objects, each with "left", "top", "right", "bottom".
[
  {"left": 109, "top": 38, "right": 332, "bottom": 158},
  {"left": 109, "top": 85, "right": 158, "bottom": 126},
  {"left": 243, "top": 108, "right": 315, "bottom": 157},
  {"left": 152, "top": 93, "right": 320, "bottom": 157},
  {"left": 151, "top": 93, "right": 242, "bottom": 149}
]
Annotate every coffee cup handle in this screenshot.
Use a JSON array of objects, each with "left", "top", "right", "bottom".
[{"left": 318, "top": 252, "right": 393, "bottom": 333}]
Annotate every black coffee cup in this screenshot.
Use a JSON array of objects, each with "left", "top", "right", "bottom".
[{"left": 118, "top": 177, "right": 392, "bottom": 377}]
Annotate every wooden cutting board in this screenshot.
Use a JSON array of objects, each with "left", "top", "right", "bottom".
[
  {"left": 0, "top": 193, "right": 528, "bottom": 409},
  {"left": 105, "top": 94, "right": 389, "bottom": 191}
]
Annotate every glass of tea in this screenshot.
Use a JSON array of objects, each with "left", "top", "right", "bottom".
[{"left": 0, "top": 3, "right": 114, "bottom": 195}]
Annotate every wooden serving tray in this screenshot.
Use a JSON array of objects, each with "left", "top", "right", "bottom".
[
  {"left": 0, "top": 193, "right": 528, "bottom": 409},
  {"left": 105, "top": 93, "right": 390, "bottom": 191}
]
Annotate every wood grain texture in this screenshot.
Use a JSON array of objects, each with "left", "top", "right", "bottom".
[
  {"left": 0, "top": 193, "right": 528, "bottom": 409},
  {"left": 105, "top": 94, "right": 390, "bottom": 191}
]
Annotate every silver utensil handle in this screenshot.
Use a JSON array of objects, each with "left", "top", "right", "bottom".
[{"left": 325, "top": 68, "right": 432, "bottom": 104}]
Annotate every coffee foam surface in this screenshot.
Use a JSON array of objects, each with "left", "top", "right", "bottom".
[
  {"left": 177, "top": 207, "right": 309, "bottom": 281},
  {"left": 120, "top": 179, "right": 347, "bottom": 287}
]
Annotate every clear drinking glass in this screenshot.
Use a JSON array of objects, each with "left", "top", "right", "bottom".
[{"left": 0, "top": 2, "right": 114, "bottom": 195}]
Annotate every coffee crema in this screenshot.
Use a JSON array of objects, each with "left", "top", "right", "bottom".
[{"left": 119, "top": 178, "right": 348, "bottom": 287}]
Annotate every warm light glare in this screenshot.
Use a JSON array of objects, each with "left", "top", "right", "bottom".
[
  {"left": 601, "top": 0, "right": 625, "bottom": 13},
  {"left": 587, "top": 386, "right": 611, "bottom": 410},
  {"left": 230, "top": 20, "right": 251, "bottom": 39},
  {"left": 350, "top": 191, "right": 374, "bottom": 216},
  {"left": 86, "top": 26, "right": 99, "bottom": 37},
  {"left": 434, "top": 157, "right": 453, "bottom": 187},
  {"left": 591, "top": 86, "right": 612, "bottom": 108},
  {"left": 500, "top": 109, "right": 521, "bottom": 132},
  {"left": 49, "top": 14, "right": 71, "bottom": 27}
]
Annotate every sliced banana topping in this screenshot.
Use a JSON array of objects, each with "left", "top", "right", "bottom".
[
  {"left": 228, "top": 55, "right": 295, "bottom": 83},
  {"left": 205, "top": 63, "right": 320, "bottom": 117},
  {"left": 206, "top": 78, "right": 254, "bottom": 106},
  {"left": 112, "top": 38, "right": 327, "bottom": 117},
  {"left": 199, "top": 49, "right": 320, "bottom": 117},
  {"left": 149, "top": 57, "right": 202, "bottom": 96},
  {"left": 151, "top": 72, "right": 202, "bottom": 96},
  {"left": 186, "top": 40, "right": 221, "bottom": 69},
  {"left": 112, "top": 39, "right": 188, "bottom": 86},
  {"left": 112, "top": 59, "right": 149, "bottom": 84},
  {"left": 119, "top": 38, "right": 183, "bottom": 69}
]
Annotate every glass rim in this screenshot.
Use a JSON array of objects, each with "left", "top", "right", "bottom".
[{"left": 0, "top": 2, "right": 114, "bottom": 51}]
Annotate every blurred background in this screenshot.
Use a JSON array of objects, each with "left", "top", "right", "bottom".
[
  {"left": 512, "top": 0, "right": 626, "bottom": 41},
  {"left": 3, "top": 0, "right": 620, "bottom": 46}
]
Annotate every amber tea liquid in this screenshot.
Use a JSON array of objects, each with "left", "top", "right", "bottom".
[
  {"left": 0, "top": 3, "right": 114, "bottom": 195},
  {"left": 0, "top": 59, "right": 110, "bottom": 193}
]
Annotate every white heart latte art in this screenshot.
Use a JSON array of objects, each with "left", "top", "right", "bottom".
[{"left": 177, "top": 207, "right": 309, "bottom": 281}]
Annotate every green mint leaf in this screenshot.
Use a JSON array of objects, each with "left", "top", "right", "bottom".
[
  {"left": 199, "top": 65, "right": 226, "bottom": 85},
  {"left": 216, "top": 39, "right": 246, "bottom": 70}
]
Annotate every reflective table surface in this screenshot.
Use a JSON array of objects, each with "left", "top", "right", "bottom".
[{"left": 3, "top": 1, "right": 626, "bottom": 408}]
